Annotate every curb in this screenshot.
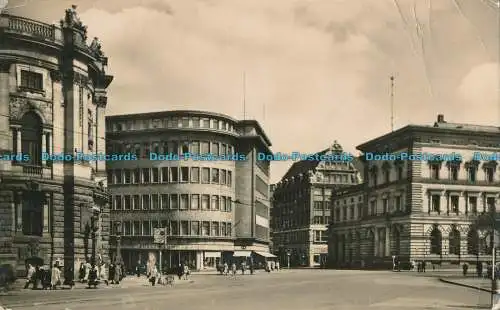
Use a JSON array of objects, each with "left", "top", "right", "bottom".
[{"left": 438, "top": 277, "right": 492, "bottom": 293}]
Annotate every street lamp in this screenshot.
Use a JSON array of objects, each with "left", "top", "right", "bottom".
[
  {"left": 88, "top": 206, "right": 100, "bottom": 288},
  {"left": 114, "top": 221, "right": 122, "bottom": 265}
]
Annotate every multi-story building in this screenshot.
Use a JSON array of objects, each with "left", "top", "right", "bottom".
[
  {"left": 0, "top": 8, "right": 113, "bottom": 277},
  {"left": 106, "top": 111, "right": 274, "bottom": 271},
  {"left": 269, "top": 183, "right": 276, "bottom": 254},
  {"left": 271, "top": 142, "right": 362, "bottom": 267},
  {"left": 329, "top": 114, "right": 500, "bottom": 269}
]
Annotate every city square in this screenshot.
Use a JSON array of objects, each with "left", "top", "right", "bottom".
[{"left": 0, "top": 270, "right": 491, "bottom": 309}]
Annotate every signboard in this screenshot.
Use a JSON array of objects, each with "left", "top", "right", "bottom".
[{"left": 153, "top": 228, "right": 166, "bottom": 244}]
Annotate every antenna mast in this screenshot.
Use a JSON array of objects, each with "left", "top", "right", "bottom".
[
  {"left": 390, "top": 75, "right": 395, "bottom": 131},
  {"left": 243, "top": 72, "right": 246, "bottom": 120}
]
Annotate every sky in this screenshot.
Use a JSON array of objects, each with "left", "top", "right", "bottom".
[{"left": 5, "top": 0, "right": 500, "bottom": 183}]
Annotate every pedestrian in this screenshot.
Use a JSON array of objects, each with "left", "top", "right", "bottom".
[
  {"left": 149, "top": 265, "right": 158, "bottom": 286},
  {"left": 231, "top": 262, "right": 237, "bottom": 277},
  {"left": 78, "top": 262, "right": 85, "bottom": 282},
  {"left": 223, "top": 262, "right": 229, "bottom": 276},
  {"left": 177, "top": 264, "right": 183, "bottom": 280},
  {"left": 241, "top": 263, "right": 246, "bottom": 275},
  {"left": 136, "top": 261, "right": 141, "bottom": 278},
  {"left": 50, "top": 264, "right": 61, "bottom": 290},
  {"left": 24, "top": 264, "right": 35, "bottom": 289},
  {"left": 276, "top": 261, "right": 280, "bottom": 271},
  {"left": 183, "top": 264, "right": 190, "bottom": 280},
  {"left": 108, "top": 263, "right": 115, "bottom": 284},
  {"left": 114, "top": 263, "right": 122, "bottom": 284},
  {"left": 422, "top": 260, "right": 426, "bottom": 273}
]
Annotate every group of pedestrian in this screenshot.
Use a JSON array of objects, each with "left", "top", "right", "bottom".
[
  {"left": 265, "top": 260, "right": 279, "bottom": 272},
  {"left": 410, "top": 260, "right": 426, "bottom": 272},
  {"left": 24, "top": 262, "right": 61, "bottom": 290}
]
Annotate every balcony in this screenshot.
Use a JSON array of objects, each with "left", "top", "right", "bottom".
[
  {"left": 0, "top": 14, "right": 60, "bottom": 43},
  {"left": 21, "top": 164, "right": 43, "bottom": 176}
]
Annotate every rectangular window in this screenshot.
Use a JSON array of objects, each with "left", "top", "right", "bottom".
[
  {"left": 487, "top": 197, "right": 496, "bottom": 213},
  {"left": 170, "top": 221, "right": 178, "bottom": 236},
  {"left": 431, "top": 195, "right": 440, "bottom": 212},
  {"left": 200, "top": 141, "right": 210, "bottom": 154},
  {"left": 142, "top": 195, "right": 150, "bottom": 210},
  {"left": 211, "top": 142, "right": 219, "bottom": 156},
  {"left": 133, "top": 195, "right": 140, "bottom": 210},
  {"left": 161, "top": 194, "right": 169, "bottom": 209},
  {"left": 20, "top": 70, "right": 43, "bottom": 90},
  {"left": 202, "top": 168, "right": 210, "bottom": 184},
  {"left": 430, "top": 163, "right": 440, "bottom": 179},
  {"left": 170, "top": 194, "right": 178, "bottom": 210},
  {"left": 226, "top": 223, "right": 232, "bottom": 236},
  {"left": 142, "top": 143, "right": 150, "bottom": 158},
  {"left": 210, "top": 119, "right": 217, "bottom": 129},
  {"left": 202, "top": 194, "right": 210, "bottom": 210},
  {"left": 221, "top": 144, "right": 227, "bottom": 155},
  {"left": 124, "top": 170, "right": 131, "bottom": 184},
  {"left": 170, "top": 167, "right": 178, "bottom": 182},
  {"left": 192, "top": 117, "right": 200, "bottom": 128},
  {"left": 142, "top": 168, "right": 150, "bottom": 183},
  {"left": 486, "top": 167, "right": 495, "bottom": 183},
  {"left": 190, "top": 141, "right": 200, "bottom": 155},
  {"left": 450, "top": 166, "right": 458, "bottom": 181},
  {"left": 114, "top": 196, "right": 122, "bottom": 210},
  {"left": 181, "top": 117, "right": 189, "bottom": 128},
  {"left": 468, "top": 167, "right": 477, "bottom": 182},
  {"left": 133, "top": 169, "right": 140, "bottom": 184},
  {"left": 180, "top": 167, "right": 189, "bottom": 182},
  {"left": 191, "top": 221, "right": 200, "bottom": 235},
  {"left": 211, "top": 222, "right": 219, "bottom": 236},
  {"left": 221, "top": 223, "right": 227, "bottom": 236},
  {"left": 202, "top": 222, "right": 210, "bottom": 236},
  {"left": 221, "top": 196, "right": 227, "bottom": 211},
  {"left": 451, "top": 196, "right": 459, "bottom": 214},
  {"left": 191, "top": 194, "right": 199, "bottom": 210},
  {"left": 168, "top": 141, "right": 179, "bottom": 155},
  {"left": 161, "top": 167, "right": 169, "bottom": 183},
  {"left": 124, "top": 195, "right": 131, "bottom": 210},
  {"left": 133, "top": 221, "right": 141, "bottom": 236},
  {"left": 152, "top": 168, "right": 159, "bottom": 183},
  {"left": 383, "top": 170, "right": 390, "bottom": 183},
  {"left": 181, "top": 142, "right": 190, "bottom": 155},
  {"left": 180, "top": 221, "right": 189, "bottom": 235},
  {"left": 469, "top": 196, "right": 477, "bottom": 214},
  {"left": 115, "top": 170, "right": 122, "bottom": 184},
  {"left": 151, "top": 194, "right": 159, "bottom": 210},
  {"left": 180, "top": 194, "right": 189, "bottom": 210},
  {"left": 202, "top": 118, "right": 210, "bottom": 128},
  {"left": 211, "top": 169, "right": 219, "bottom": 184},
  {"left": 227, "top": 171, "right": 232, "bottom": 186},
  {"left": 152, "top": 142, "right": 160, "bottom": 154},
  {"left": 123, "top": 221, "right": 132, "bottom": 235},
  {"left": 370, "top": 201, "right": 376, "bottom": 215},
  {"left": 143, "top": 221, "right": 151, "bottom": 236},
  {"left": 382, "top": 198, "right": 388, "bottom": 214},
  {"left": 211, "top": 195, "right": 220, "bottom": 210},
  {"left": 191, "top": 167, "right": 200, "bottom": 183},
  {"left": 395, "top": 196, "right": 401, "bottom": 211}
]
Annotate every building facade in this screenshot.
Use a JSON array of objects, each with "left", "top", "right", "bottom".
[
  {"left": 271, "top": 142, "right": 362, "bottom": 267},
  {"left": 329, "top": 115, "right": 500, "bottom": 269},
  {"left": 106, "top": 111, "right": 274, "bottom": 271},
  {"left": 0, "top": 8, "right": 113, "bottom": 277},
  {"left": 269, "top": 183, "right": 276, "bottom": 254}
]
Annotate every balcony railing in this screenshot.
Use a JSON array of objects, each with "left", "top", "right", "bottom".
[
  {"left": 2, "top": 14, "right": 57, "bottom": 41},
  {"left": 21, "top": 164, "right": 43, "bottom": 176}
]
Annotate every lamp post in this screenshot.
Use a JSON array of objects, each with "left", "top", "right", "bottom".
[
  {"left": 287, "top": 251, "right": 291, "bottom": 269},
  {"left": 88, "top": 207, "right": 100, "bottom": 288}
]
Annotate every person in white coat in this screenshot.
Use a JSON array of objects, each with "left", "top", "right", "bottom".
[
  {"left": 23, "top": 264, "right": 35, "bottom": 289},
  {"left": 50, "top": 264, "right": 61, "bottom": 290}
]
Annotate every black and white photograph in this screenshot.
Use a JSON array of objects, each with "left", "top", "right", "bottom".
[{"left": 0, "top": 0, "right": 499, "bottom": 309}]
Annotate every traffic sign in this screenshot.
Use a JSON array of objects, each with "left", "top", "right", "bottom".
[{"left": 153, "top": 228, "right": 166, "bottom": 244}]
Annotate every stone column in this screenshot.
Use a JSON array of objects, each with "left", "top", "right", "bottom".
[
  {"left": 15, "top": 191, "right": 23, "bottom": 234},
  {"left": 43, "top": 193, "right": 50, "bottom": 234},
  {"left": 374, "top": 229, "right": 379, "bottom": 257},
  {"left": 42, "top": 132, "right": 47, "bottom": 166},
  {"left": 16, "top": 129, "right": 22, "bottom": 154},
  {"left": 385, "top": 227, "right": 390, "bottom": 256},
  {"left": 427, "top": 193, "right": 431, "bottom": 214},
  {"left": 0, "top": 62, "right": 11, "bottom": 171}
]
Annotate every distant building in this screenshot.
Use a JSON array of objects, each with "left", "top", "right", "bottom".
[
  {"left": 271, "top": 142, "right": 363, "bottom": 267},
  {"left": 329, "top": 114, "right": 500, "bottom": 269},
  {"left": 0, "top": 9, "right": 112, "bottom": 277},
  {"left": 269, "top": 183, "right": 276, "bottom": 254},
  {"left": 106, "top": 111, "right": 275, "bottom": 271}
]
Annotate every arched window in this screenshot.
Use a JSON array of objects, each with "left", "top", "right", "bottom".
[
  {"left": 430, "top": 226, "right": 442, "bottom": 255},
  {"left": 467, "top": 229, "right": 479, "bottom": 255},
  {"left": 21, "top": 112, "right": 42, "bottom": 165},
  {"left": 449, "top": 227, "right": 461, "bottom": 255}
]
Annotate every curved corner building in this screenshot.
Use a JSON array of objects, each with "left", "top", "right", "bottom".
[
  {"left": 106, "top": 111, "right": 273, "bottom": 270},
  {"left": 0, "top": 9, "right": 113, "bottom": 276}
]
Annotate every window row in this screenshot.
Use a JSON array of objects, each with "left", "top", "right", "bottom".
[
  {"left": 113, "top": 220, "right": 232, "bottom": 237},
  {"left": 112, "top": 117, "right": 235, "bottom": 133},
  {"left": 108, "top": 167, "right": 232, "bottom": 186},
  {"left": 313, "top": 230, "right": 328, "bottom": 242},
  {"left": 112, "top": 194, "right": 233, "bottom": 212},
  {"left": 334, "top": 204, "right": 364, "bottom": 222},
  {"left": 429, "top": 162, "right": 496, "bottom": 183},
  {"left": 367, "top": 196, "right": 405, "bottom": 217},
  {"left": 429, "top": 194, "right": 496, "bottom": 215}
]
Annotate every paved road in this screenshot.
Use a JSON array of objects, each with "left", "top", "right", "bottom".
[{"left": 0, "top": 270, "right": 492, "bottom": 310}]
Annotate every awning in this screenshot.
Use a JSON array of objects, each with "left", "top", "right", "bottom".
[
  {"left": 233, "top": 251, "right": 252, "bottom": 257},
  {"left": 204, "top": 252, "right": 221, "bottom": 258},
  {"left": 254, "top": 251, "right": 277, "bottom": 258}
]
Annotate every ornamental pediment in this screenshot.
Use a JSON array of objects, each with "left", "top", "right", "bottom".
[{"left": 10, "top": 96, "right": 53, "bottom": 125}]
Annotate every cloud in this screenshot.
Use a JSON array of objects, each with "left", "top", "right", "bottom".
[{"left": 9, "top": 0, "right": 499, "bottom": 182}]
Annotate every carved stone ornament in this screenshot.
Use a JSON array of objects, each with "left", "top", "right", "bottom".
[
  {"left": 74, "top": 72, "right": 88, "bottom": 86},
  {"left": 50, "top": 70, "right": 63, "bottom": 82},
  {"left": 459, "top": 225, "right": 470, "bottom": 234},
  {"left": 61, "top": 5, "right": 87, "bottom": 35},
  {"left": 423, "top": 224, "right": 435, "bottom": 235},
  {"left": 89, "top": 37, "right": 105, "bottom": 58},
  {"left": 365, "top": 227, "right": 375, "bottom": 239},
  {"left": 10, "top": 97, "right": 53, "bottom": 125},
  {"left": 28, "top": 240, "right": 40, "bottom": 257}
]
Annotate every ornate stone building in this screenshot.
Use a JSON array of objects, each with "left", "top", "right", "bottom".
[
  {"left": 106, "top": 111, "right": 273, "bottom": 271},
  {"left": 329, "top": 115, "right": 500, "bottom": 269},
  {"left": 271, "top": 142, "right": 363, "bottom": 267},
  {"left": 0, "top": 7, "right": 113, "bottom": 277}
]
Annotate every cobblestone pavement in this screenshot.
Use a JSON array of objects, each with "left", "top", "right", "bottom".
[{"left": 0, "top": 270, "right": 491, "bottom": 310}]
